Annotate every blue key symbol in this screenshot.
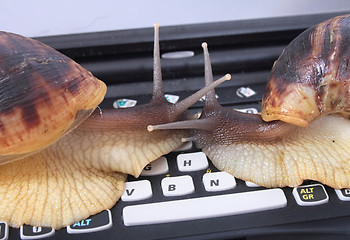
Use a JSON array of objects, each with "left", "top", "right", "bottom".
[{"left": 72, "top": 219, "right": 92, "bottom": 227}]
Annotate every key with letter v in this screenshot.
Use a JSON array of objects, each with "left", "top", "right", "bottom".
[{"left": 121, "top": 180, "right": 153, "bottom": 202}]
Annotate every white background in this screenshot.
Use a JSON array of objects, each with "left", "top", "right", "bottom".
[{"left": 1, "top": 0, "right": 350, "bottom": 37}]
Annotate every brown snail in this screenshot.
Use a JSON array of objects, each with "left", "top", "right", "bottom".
[
  {"left": 0, "top": 24, "right": 229, "bottom": 229},
  {"left": 149, "top": 14, "right": 350, "bottom": 189},
  {"left": 261, "top": 14, "right": 350, "bottom": 127}
]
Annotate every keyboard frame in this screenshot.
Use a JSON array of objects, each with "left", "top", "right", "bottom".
[{"left": 6, "top": 11, "right": 350, "bottom": 240}]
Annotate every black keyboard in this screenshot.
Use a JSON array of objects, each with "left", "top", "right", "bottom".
[{"left": 4, "top": 11, "right": 350, "bottom": 240}]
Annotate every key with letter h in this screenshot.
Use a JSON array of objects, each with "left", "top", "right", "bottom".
[{"left": 177, "top": 152, "right": 208, "bottom": 172}]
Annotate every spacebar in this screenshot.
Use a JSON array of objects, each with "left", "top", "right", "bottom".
[{"left": 123, "top": 189, "right": 287, "bottom": 226}]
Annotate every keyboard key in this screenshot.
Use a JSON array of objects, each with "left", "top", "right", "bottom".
[
  {"left": 113, "top": 98, "right": 137, "bottom": 108},
  {"left": 177, "top": 152, "right": 208, "bottom": 172},
  {"left": 141, "top": 157, "right": 169, "bottom": 176},
  {"left": 202, "top": 172, "right": 236, "bottom": 192},
  {"left": 0, "top": 222, "right": 8, "bottom": 240},
  {"left": 292, "top": 184, "right": 329, "bottom": 206},
  {"left": 121, "top": 180, "right": 153, "bottom": 202},
  {"left": 123, "top": 189, "right": 287, "bottom": 226},
  {"left": 67, "top": 210, "right": 112, "bottom": 234},
  {"left": 20, "top": 225, "right": 54, "bottom": 239},
  {"left": 236, "top": 86, "right": 256, "bottom": 98},
  {"left": 161, "top": 175, "right": 195, "bottom": 197},
  {"left": 335, "top": 189, "right": 350, "bottom": 201},
  {"left": 245, "top": 181, "right": 261, "bottom": 187},
  {"left": 235, "top": 108, "right": 258, "bottom": 114},
  {"left": 164, "top": 94, "right": 180, "bottom": 104}
]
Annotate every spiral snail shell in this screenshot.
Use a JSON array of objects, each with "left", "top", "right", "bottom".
[
  {"left": 0, "top": 31, "right": 107, "bottom": 162},
  {"left": 262, "top": 14, "right": 350, "bottom": 127}
]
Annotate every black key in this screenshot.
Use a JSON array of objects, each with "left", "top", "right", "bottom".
[
  {"left": 0, "top": 222, "right": 8, "bottom": 240},
  {"left": 293, "top": 184, "right": 329, "bottom": 206},
  {"left": 20, "top": 225, "right": 54, "bottom": 239},
  {"left": 67, "top": 210, "right": 112, "bottom": 234}
]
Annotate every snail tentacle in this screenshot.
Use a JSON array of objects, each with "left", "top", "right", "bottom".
[
  {"left": 152, "top": 22, "right": 165, "bottom": 102},
  {"left": 149, "top": 41, "right": 297, "bottom": 142}
]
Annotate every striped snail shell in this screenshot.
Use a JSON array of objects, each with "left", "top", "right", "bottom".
[
  {"left": 0, "top": 31, "right": 107, "bottom": 163},
  {"left": 262, "top": 14, "right": 350, "bottom": 127}
]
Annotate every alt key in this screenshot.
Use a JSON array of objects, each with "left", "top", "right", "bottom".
[{"left": 67, "top": 210, "right": 112, "bottom": 234}]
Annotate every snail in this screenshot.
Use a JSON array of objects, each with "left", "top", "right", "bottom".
[
  {"left": 148, "top": 14, "right": 350, "bottom": 189},
  {"left": 0, "top": 24, "right": 230, "bottom": 229}
]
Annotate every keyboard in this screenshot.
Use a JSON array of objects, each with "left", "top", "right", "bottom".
[{"left": 4, "top": 11, "right": 350, "bottom": 240}]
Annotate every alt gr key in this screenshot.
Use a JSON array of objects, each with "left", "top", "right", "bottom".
[{"left": 292, "top": 184, "right": 329, "bottom": 206}]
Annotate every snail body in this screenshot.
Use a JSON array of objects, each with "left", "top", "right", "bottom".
[
  {"left": 149, "top": 15, "right": 350, "bottom": 189},
  {"left": 0, "top": 25, "right": 229, "bottom": 229}
]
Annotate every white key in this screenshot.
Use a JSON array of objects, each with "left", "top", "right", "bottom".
[
  {"left": 121, "top": 180, "right": 152, "bottom": 202},
  {"left": 123, "top": 189, "right": 287, "bottom": 226},
  {"left": 236, "top": 87, "right": 256, "bottom": 98},
  {"left": 161, "top": 175, "right": 195, "bottom": 197},
  {"left": 113, "top": 99, "right": 137, "bottom": 108},
  {"left": 235, "top": 108, "right": 258, "bottom": 114},
  {"left": 245, "top": 181, "right": 260, "bottom": 187},
  {"left": 141, "top": 157, "right": 168, "bottom": 176},
  {"left": 164, "top": 94, "right": 180, "bottom": 104},
  {"left": 203, "top": 172, "right": 236, "bottom": 192},
  {"left": 177, "top": 152, "right": 208, "bottom": 172}
]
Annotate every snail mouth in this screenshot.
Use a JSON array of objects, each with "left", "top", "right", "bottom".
[{"left": 262, "top": 111, "right": 309, "bottom": 127}]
